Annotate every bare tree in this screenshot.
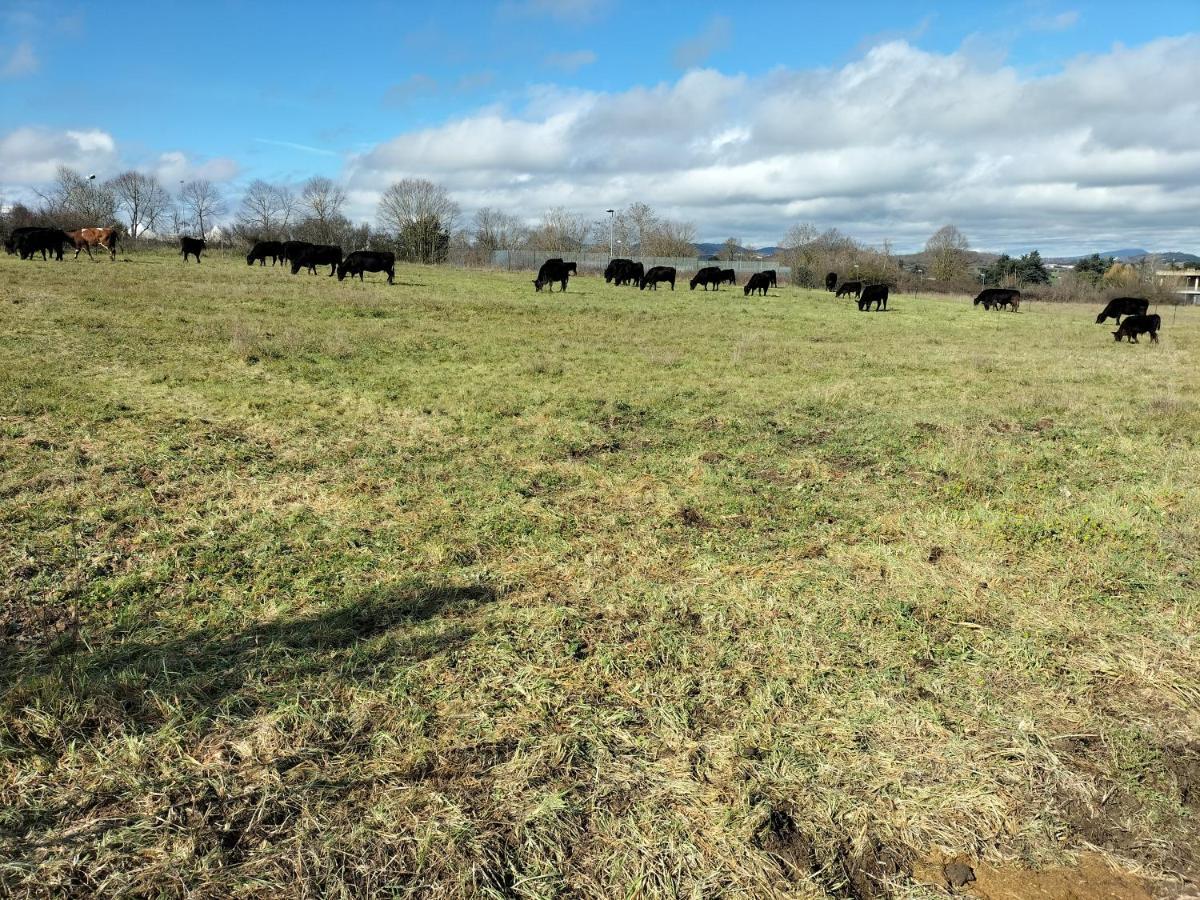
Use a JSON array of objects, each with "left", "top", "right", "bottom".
[
  {"left": 108, "top": 171, "right": 171, "bottom": 241},
  {"left": 722, "top": 237, "right": 741, "bottom": 261},
  {"left": 612, "top": 202, "right": 660, "bottom": 253},
  {"left": 376, "top": 178, "right": 460, "bottom": 262},
  {"left": 37, "top": 166, "right": 117, "bottom": 228},
  {"left": 300, "top": 176, "right": 347, "bottom": 242},
  {"left": 528, "top": 208, "right": 592, "bottom": 252},
  {"left": 178, "top": 179, "right": 226, "bottom": 238},
  {"left": 473, "top": 207, "right": 529, "bottom": 253},
  {"left": 237, "top": 179, "right": 292, "bottom": 239},
  {"left": 642, "top": 218, "right": 697, "bottom": 256},
  {"left": 925, "top": 225, "right": 970, "bottom": 282}
]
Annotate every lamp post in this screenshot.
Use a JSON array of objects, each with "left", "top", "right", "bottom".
[{"left": 606, "top": 209, "right": 614, "bottom": 259}]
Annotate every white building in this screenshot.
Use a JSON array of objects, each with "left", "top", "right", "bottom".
[{"left": 1157, "top": 269, "right": 1200, "bottom": 305}]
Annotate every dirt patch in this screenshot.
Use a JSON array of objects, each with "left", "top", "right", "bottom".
[
  {"left": 676, "top": 506, "right": 709, "bottom": 528},
  {"left": 913, "top": 852, "right": 1153, "bottom": 900}
]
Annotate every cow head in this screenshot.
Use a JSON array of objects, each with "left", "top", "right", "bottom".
[{"left": 336, "top": 264, "right": 347, "bottom": 281}]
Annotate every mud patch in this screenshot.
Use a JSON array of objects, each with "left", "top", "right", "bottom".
[{"left": 913, "top": 852, "right": 1153, "bottom": 900}]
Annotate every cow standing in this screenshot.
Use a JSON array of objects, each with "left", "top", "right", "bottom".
[
  {"left": 67, "top": 227, "right": 119, "bottom": 261},
  {"left": 605, "top": 258, "right": 633, "bottom": 283},
  {"left": 246, "top": 241, "right": 284, "bottom": 266},
  {"left": 337, "top": 250, "right": 395, "bottom": 284},
  {"left": 973, "top": 288, "right": 1021, "bottom": 311},
  {"left": 720, "top": 269, "right": 737, "bottom": 287},
  {"left": 534, "top": 259, "right": 576, "bottom": 292},
  {"left": 640, "top": 266, "right": 676, "bottom": 291},
  {"left": 744, "top": 272, "right": 771, "bottom": 296},
  {"left": 825, "top": 272, "right": 838, "bottom": 292},
  {"left": 1112, "top": 314, "right": 1161, "bottom": 343},
  {"left": 180, "top": 237, "right": 206, "bottom": 263},
  {"left": 689, "top": 266, "right": 723, "bottom": 291},
  {"left": 858, "top": 284, "right": 888, "bottom": 311},
  {"left": 292, "top": 245, "right": 342, "bottom": 276},
  {"left": 1096, "top": 297, "right": 1149, "bottom": 324},
  {"left": 836, "top": 281, "right": 862, "bottom": 299}
]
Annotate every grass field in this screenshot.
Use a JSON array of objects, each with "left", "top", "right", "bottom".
[{"left": 2, "top": 249, "right": 1198, "bottom": 899}]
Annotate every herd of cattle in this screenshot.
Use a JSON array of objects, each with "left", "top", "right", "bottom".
[{"left": 3, "top": 231, "right": 1164, "bottom": 344}]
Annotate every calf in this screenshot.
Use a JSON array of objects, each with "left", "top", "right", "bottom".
[
  {"left": 246, "top": 240, "right": 284, "bottom": 266},
  {"left": 744, "top": 272, "right": 771, "bottom": 296},
  {"left": 1112, "top": 314, "right": 1161, "bottom": 344},
  {"left": 640, "top": 265, "right": 676, "bottom": 291},
  {"left": 337, "top": 250, "right": 395, "bottom": 284},
  {"left": 761, "top": 269, "right": 777, "bottom": 288},
  {"left": 835, "top": 280, "right": 862, "bottom": 299},
  {"left": 180, "top": 236, "right": 206, "bottom": 263},
  {"left": 292, "top": 244, "right": 342, "bottom": 276},
  {"left": 857, "top": 284, "right": 888, "bottom": 311},
  {"left": 825, "top": 272, "right": 837, "bottom": 292},
  {"left": 1096, "top": 296, "right": 1149, "bottom": 324},
  {"left": 689, "top": 266, "right": 723, "bottom": 291}
]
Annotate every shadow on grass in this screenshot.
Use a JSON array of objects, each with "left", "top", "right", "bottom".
[{"left": 2, "top": 577, "right": 499, "bottom": 734}]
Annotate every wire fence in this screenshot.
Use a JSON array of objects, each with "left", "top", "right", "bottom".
[{"left": 486, "top": 250, "right": 790, "bottom": 278}]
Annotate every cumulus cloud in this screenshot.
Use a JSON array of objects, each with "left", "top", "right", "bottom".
[
  {"left": 544, "top": 49, "right": 597, "bottom": 72},
  {"left": 342, "top": 35, "right": 1200, "bottom": 252},
  {"left": 2, "top": 40, "right": 38, "bottom": 78},
  {"left": 672, "top": 16, "right": 732, "bottom": 69},
  {"left": 151, "top": 151, "right": 240, "bottom": 184}
]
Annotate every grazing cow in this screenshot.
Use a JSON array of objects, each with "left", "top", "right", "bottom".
[
  {"left": 180, "top": 236, "right": 206, "bottom": 263},
  {"left": 292, "top": 244, "right": 342, "bottom": 276},
  {"left": 744, "top": 272, "right": 771, "bottom": 296},
  {"left": 1112, "top": 314, "right": 1161, "bottom": 344},
  {"left": 618, "top": 261, "right": 644, "bottom": 286},
  {"left": 605, "top": 258, "right": 633, "bottom": 283},
  {"left": 246, "top": 240, "right": 284, "bottom": 266},
  {"left": 66, "top": 227, "right": 119, "bottom": 261},
  {"left": 534, "top": 258, "right": 576, "bottom": 292},
  {"left": 858, "top": 284, "right": 888, "bottom": 311},
  {"left": 973, "top": 288, "right": 1021, "bottom": 311},
  {"left": 825, "top": 272, "right": 838, "bottom": 292},
  {"left": 281, "top": 240, "right": 315, "bottom": 268},
  {"left": 337, "top": 250, "right": 395, "bottom": 284},
  {"left": 17, "top": 229, "right": 71, "bottom": 261},
  {"left": 689, "top": 266, "right": 724, "bottom": 291},
  {"left": 761, "top": 269, "right": 778, "bottom": 288},
  {"left": 640, "top": 265, "right": 676, "bottom": 291},
  {"left": 835, "top": 280, "right": 862, "bottom": 299},
  {"left": 1096, "top": 296, "right": 1149, "bottom": 324}
]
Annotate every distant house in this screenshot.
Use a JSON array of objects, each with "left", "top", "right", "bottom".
[{"left": 1157, "top": 269, "right": 1200, "bottom": 305}]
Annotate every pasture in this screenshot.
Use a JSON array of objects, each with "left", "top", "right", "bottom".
[{"left": 1, "top": 250, "right": 1198, "bottom": 898}]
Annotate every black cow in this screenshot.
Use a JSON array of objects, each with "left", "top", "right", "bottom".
[
  {"left": 720, "top": 268, "right": 737, "bottom": 287},
  {"left": 973, "top": 288, "right": 1021, "bottom": 310},
  {"left": 281, "top": 240, "right": 315, "bottom": 268},
  {"left": 180, "top": 236, "right": 206, "bottom": 263},
  {"left": 619, "top": 261, "right": 644, "bottom": 286},
  {"left": 5, "top": 226, "right": 52, "bottom": 256},
  {"left": 292, "top": 244, "right": 342, "bottom": 276},
  {"left": 246, "top": 240, "right": 283, "bottom": 266},
  {"left": 1096, "top": 297, "right": 1149, "bottom": 324},
  {"left": 534, "top": 258, "right": 576, "bottom": 292},
  {"left": 858, "top": 284, "right": 888, "bottom": 311},
  {"left": 18, "top": 229, "right": 71, "bottom": 261},
  {"left": 605, "top": 258, "right": 633, "bottom": 283},
  {"left": 689, "top": 266, "right": 723, "bottom": 291},
  {"left": 761, "top": 269, "right": 777, "bottom": 288},
  {"left": 744, "top": 272, "right": 771, "bottom": 296},
  {"left": 640, "top": 265, "right": 676, "bottom": 291},
  {"left": 825, "top": 272, "right": 838, "bottom": 292},
  {"left": 337, "top": 250, "right": 395, "bottom": 284},
  {"left": 1112, "top": 314, "right": 1161, "bottom": 344},
  {"left": 835, "top": 280, "right": 862, "bottom": 299}
]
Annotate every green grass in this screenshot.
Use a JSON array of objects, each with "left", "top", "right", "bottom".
[{"left": 1, "top": 249, "right": 1197, "bottom": 898}]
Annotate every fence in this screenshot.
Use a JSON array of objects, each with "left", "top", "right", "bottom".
[{"left": 488, "top": 250, "right": 789, "bottom": 279}]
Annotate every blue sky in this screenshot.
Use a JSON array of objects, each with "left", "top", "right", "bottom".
[{"left": 2, "top": 0, "right": 1199, "bottom": 252}]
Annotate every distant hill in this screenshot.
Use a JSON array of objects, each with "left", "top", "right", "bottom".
[
  {"left": 691, "top": 242, "right": 779, "bottom": 259},
  {"left": 1098, "top": 248, "right": 1149, "bottom": 260},
  {"left": 1045, "top": 249, "right": 1199, "bottom": 266}
]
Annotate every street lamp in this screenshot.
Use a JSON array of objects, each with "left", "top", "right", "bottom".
[{"left": 606, "top": 209, "right": 614, "bottom": 259}]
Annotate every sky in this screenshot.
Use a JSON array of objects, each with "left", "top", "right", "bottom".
[{"left": 1, "top": 0, "right": 1198, "bottom": 254}]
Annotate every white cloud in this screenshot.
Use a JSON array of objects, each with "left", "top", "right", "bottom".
[
  {"left": 2, "top": 40, "right": 38, "bottom": 78},
  {"left": 544, "top": 49, "right": 597, "bottom": 73},
  {"left": 152, "top": 151, "right": 240, "bottom": 184},
  {"left": 0, "top": 127, "right": 119, "bottom": 184},
  {"left": 340, "top": 35, "right": 1200, "bottom": 252},
  {"left": 673, "top": 16, "right": 732, "bottom": 69}
]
